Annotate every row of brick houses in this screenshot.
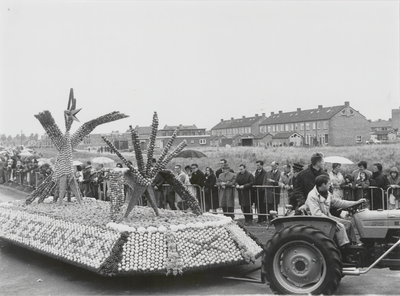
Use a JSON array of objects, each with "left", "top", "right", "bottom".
[
  {"left": 210, "top": 102, "right": 373, "bottom": 147},
  {"left": 39, "top": 103, "right": 400, "bottom": 149}
]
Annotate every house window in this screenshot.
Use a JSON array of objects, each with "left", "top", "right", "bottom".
[
  {"left": 199, "top": 139, "right": 206, "bottom": 145},
  {"left": 306, "top": 123, "right": 310, "bottom": 131},
  {"left": 317, "top": 121, "right": 321, "bottom": 129},
  {"left": 268, "top": 126, "right": 271, "bottom": 133},
  {"left": 323, "top": 121, "right": 328, "bottom": 129},
  {"left": 272, "top": 126, "right": 275, "bottom": 132},
  {"left": 312, "top": 122, "right": 316, "bottom": 130},
  {"left": 300, "top": 123, "right": 304, "bottom": 131},
  {"left": 355, "top": 135, "right": 362, "bottom": 143},
  {"left": 285, "top": 124, "right": 290, "bottom": 131}
]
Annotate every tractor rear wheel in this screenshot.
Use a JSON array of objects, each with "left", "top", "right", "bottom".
[{"left": 261, "top": 225, "right": 342, "bottom": 295}]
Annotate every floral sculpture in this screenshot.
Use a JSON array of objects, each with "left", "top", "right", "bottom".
[
  {"left": 25, "top": 89, "right": 128, "bottom": 205},
  {"left": 101, "top": 112, "right": 203, "bottom": 219}
]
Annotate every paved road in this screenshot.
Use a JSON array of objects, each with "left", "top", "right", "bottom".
[{"left": 1, "top": 186, "right": 399, "bottom": 295}]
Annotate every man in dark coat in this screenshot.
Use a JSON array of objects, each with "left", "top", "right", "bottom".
[
  {"left": 252, "top": 160, "right": 267, "bottom": 223},
  {"left": 263, "top": 161, "right": 281, "bottom": 212},
  {"left": 235, "top": 164, "right": 255, "bottom": 225},
  {"left": 293, "top": 152, "right": 328, "bottom": 209},
  {"left": 369, "top": 163, "right": 389, "bottom": 210},
  {"left": 82, "top": 161, "right": 93, "bottom": 197},
  {"left": 152, "top": 171, "right": 166, "bottom": 209},
  {"left": 190, "top": 163, "right": 205, "bottom": 204},
  {"left": 215, "top": 159, "right": 234, "bottom": 178}
]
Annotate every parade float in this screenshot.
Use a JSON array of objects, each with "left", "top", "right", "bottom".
[{"left": 0, "top": 89, "right": 263, "bottom": 277}]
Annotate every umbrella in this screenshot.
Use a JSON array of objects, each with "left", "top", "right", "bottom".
[
  {"left": 175, "top": 149, "right": 207, "bottom": 159},
  {"left": 92, "top": 156, "right": 115, "bottom": 166},
  {"left": 73, "top": 160, "right": 83, "bottom": 166},
  {"left": 324, "top": 156, "right": 354, "bottom": 164},
  {"left": 19, "top": 151, "right": 33, "bottom": 157}
]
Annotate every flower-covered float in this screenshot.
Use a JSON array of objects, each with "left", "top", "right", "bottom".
[{"left": 0, "top": 89, "right": 263, "bottom": 276}]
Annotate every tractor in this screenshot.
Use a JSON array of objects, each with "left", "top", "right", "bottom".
[{"left": 260, "top": 199, "right": 400, "bottom": 295}]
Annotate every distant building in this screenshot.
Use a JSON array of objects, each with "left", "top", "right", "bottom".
[
  {"left": 159, "top": 125, "right": 206, "bottom": 136},
  {"left": 210, "top": 114, "right": 267, "bottom": 145},
  {"left": 369, "top": 108, "right": 400, "bottom": 142},
  {"left": 258, "top": 102, "right": 370, "bottom": 146}
]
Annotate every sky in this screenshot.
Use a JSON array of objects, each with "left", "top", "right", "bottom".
[{"left": 0, "top": 0, "right": 399, "bottom": 138}]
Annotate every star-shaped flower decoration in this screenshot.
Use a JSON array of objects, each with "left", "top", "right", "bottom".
[{"left": 64, "top": 89, "right": 82, "bottom": 130}]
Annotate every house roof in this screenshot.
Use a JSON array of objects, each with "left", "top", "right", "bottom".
[
  {"left": 210, "top": 135, "right": 226, "bottom": 141},
  {"left": 232, "top": 133, "right": 255, "bottom": 140},
  {"left": 259, "top": 103, "right": 355, "bottom": 125},
  {"left": 161, "top": 125, "right": 204, "bottom": 131},
  {"left": 372, "top": 130, "right": 395, "bottom": 136},
  {"left": 132, "top": 126, "right": 152, "bottom": 135},
  {"left": 211, "top": 115, "right": 265, "bottom": 130},
  {"left": 253, "top": 133, "right": 273, "bottom": 139},
  {"left": 370, "top": 119, "right": 392, "bottom": 128},
  {"left": 272, "top": 132, "right": 302, "bottom": 139}
]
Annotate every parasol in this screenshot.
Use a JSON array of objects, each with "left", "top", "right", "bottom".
[
  {"left": 73, "top": 160, "right": 83, "bottom": 166},
  {"left": 324, "top": 156, "right": 354, "bottom": 165},
  {"left": 19, "top": 151, "right": 33, "bottom": 157},
  {"left": 92, "top": 156, "right": 115, "bottom": 167},
  {"left": 174, "top": 149, "right": 207, "bottom": 159}
]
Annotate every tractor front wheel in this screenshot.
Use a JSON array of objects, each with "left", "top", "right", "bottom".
[{"left": 262, "top": 225, "right": 342, "bottom": 295}]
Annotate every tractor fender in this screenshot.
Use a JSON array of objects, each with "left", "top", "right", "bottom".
[{"left": 271, "top": 216, "right": 337, "bottom": 240}]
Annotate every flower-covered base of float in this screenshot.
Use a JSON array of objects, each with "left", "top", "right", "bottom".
[{"left": 0, "top": 199, "right": 263, "bottom": 276}]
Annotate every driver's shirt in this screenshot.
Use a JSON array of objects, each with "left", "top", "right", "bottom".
[{"left": 305, "top": 186, "right": 359, "bottom": 217}]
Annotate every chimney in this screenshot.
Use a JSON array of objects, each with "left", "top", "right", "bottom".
[
  {"left": 231, "top": 117, "right": 234, "bottom": 120},
  {"left": 221, "top": 119, "right": 224, "bottom": 122},
  {"left": 318, "top": 105, "right": 323, "bottom": 109},
  {"left": 279, "top": 110, "right": 283, "bottom": 114},
  {"left": 345, "top": 101, "right": 349, "bottom": 107},
  {"left": 271, "top": 112, "right": 274, "bottom": 116},
  {"left": 255, "top": 114, "right": 259, "bottom": 117},
  {"left": 242, "top": 116, "right": 245, "bottom": 119},
  {"left": 297, "top": 108, "right": 301, "bottom": 111},
  {"left": 262, "top": 112, "right": 265, "bottom": 116}
]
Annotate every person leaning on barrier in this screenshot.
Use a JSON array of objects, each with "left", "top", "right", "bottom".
[
  {"left": 288, "top": 163, "right": 303, "bottom": 208},
  {"left": 235, "top": 164, "right": 255, "bottom": 225},
  {"left": 303, "top": 174, "right": 366, "bottom": 248},
  {"left": 263, "top": 161, "right": 281, "bottom": 213},
  {"left": 293, "top": 152, "right": 328, "bottom": 210},
  {"left": 387, "top": 167, "right": 400, "bottom": 209},
  {"left": 151, "top": 158, "right": 166, "bottom": 209},
  {"left": 252, "top": 160, "right": 267, "bottom": 223},
  {"left": 189, "top": 163, "right": 205, "bottom": 203},
  {"left": 204, "top": 167, "right": 219, "bottom": 213},
  {"left": 369, "top": 163, "right": 389, "bottom": 210},
  {"left": 216, "top": 164, "right": 236, "bottom": 219}
]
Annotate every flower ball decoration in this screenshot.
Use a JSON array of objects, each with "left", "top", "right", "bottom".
[
  {"left": 101, "top": 112, "right": 202, "bottom": 219},
  {"left": 25, "top": 89, "right": 128, "bottom": 205},
  {"left": 0, "top": 199, "right": 263, "bottom": 276}
]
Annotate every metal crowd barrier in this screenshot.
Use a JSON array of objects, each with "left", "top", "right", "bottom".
[
  {"left": 352, "top": 185, "right": 385, "bottom": 210},
  {"left": 386, "top": 187, "right": 400, "bottom": 210}
]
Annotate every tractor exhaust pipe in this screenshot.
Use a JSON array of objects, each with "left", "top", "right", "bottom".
[{"left": 343, "top": 238, "right": 400, "bottom": 276}]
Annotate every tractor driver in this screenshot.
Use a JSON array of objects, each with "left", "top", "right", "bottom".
[{"left": 303, "top": 175, "right": 366, "bottom": 247}]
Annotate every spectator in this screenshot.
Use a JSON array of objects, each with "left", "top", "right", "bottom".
[
  {"left": 82, "top": 161, "right": 93, "bottom": 197},
  {"left": 263, "top": 161, "right": 281, "bottom": 213},
  {"left": 343, "top": 174, "right": 354, "bottom": 201},
  {"left": 252, "top": 160, "right": 267, "bottom": 223},
  {"left": 174, "top": 164, "right": 190, "bottom": 210},
  {"left": 288, "top": 163, "right": 303, "bottom": 208},
  {"left": 279, "top": 164, "right": 292, "bottom": 208},
  {"left": 204, "top": 167, "right": 218, "bottom": 213},
  {"left": 189, "top": 163, "right": 205, "bottom": 203},
  {"left": 369, "top": 163, "right": 388, "bottom": 210},
  {"left": 351, "top": 161, "right": 372, "bottom": 181},
  {"left": 152, "top": 169, "right": 166, "bottom": 209},
  {"left": 235, "top": 164, "right": 255, "bottom": 225},
  {"left": 75, "top": 165, "right": 84, "bottom": 195},
  {"left": 329, "top": 163, "right": 345, "bottom": 217},
  {"left": 215, "top": 159, "right": 234, "bottom": 179},
  {"left": 216, "top": 164, "right": 236, "bottom": 219},
  {"left": 352, "top": 171, "right": 370, "bottom": 202},
  {"left": 329, "top": 163, "right": 345, "bottom": 199},
  {"left": 387, "top": 167, "right": 400, "bottom": 209},
  {"left": 293, "top": 152, "right": 328, "bottom": 209},
  {"left": 304, "top": 175, "right": 366, "bottom": 247}
]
